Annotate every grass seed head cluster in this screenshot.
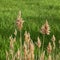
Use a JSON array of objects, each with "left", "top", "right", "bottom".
[{"left": 6, "top": 11, "right": 60, "bottom": 60}]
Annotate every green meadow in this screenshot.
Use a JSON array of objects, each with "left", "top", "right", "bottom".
[{"left": 0, "top": 0, "right": 60, "bottom": 60}]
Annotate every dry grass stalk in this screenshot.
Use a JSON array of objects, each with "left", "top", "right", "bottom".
[
  {"left": 51, "top": 35, "right": 56, "bottom": 60},
  {"left": 6, "top": 51, "right": 9, "bottom": 60}
]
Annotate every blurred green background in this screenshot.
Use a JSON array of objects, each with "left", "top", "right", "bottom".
[{"left": 0, "top": 0, "right": 60, "bottom": 60}]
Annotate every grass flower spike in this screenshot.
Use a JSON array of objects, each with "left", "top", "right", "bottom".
[
  {"left": 47, "top": 42, "right": 52, "bottom": 54},
  {"left": 51, "top": 35, "right": 56, "bottom": 42},
  {"left": 16, "top": 11, "right": 24, "bottom": 30},
  {"left": 40, "top": 20, "right": 50, "bottom": 35},
  {"left": 24, "top": 31, "right": 30, "bottom": 44},
  {"left": 40, "top": 51, "right": 45, "bottom": 60},
  {"left": 37, "top": 37, "right": 41, "bottom": 48},
  {"left": 48, "top": 55, "right": 52, "bottom": 60}
]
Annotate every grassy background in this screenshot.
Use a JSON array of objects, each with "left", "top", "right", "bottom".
[{"left": 0, "top": 0, "right": 60, "bottom": 60}]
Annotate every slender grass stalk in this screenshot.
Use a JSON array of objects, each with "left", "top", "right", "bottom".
[
  {"left": 42, "top": 35, "right": 45, "bottom": 52},
  {"left": 20, "top": 30, "right": 22, "bottom": 60},
  {"left": 36, "top": 48, "right": 38, "bottom": 60},
  {"left": 53, "top": 48, "right": 55, "bottom": 60},
  {"left": 55, "top": 46, "right": 56, "bottom": 60},
  {"left": 53, "top": 42, "right": 56, "bottom": 60},
  {"left": 53, "top": 51, "right": 54, "bottom": 60},
  {"left": 36, "top": 48, "right": 37, "bottom": 60},
  {"left": 38, "top": 48, "right": 40, "bottom": 60}
]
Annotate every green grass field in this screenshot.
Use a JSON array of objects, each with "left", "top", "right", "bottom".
[{"left": 0, "top": 0, "right": 60, "bottom": 60}]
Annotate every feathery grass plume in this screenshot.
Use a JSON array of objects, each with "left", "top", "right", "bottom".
[
  {"left": 12, "top": 49, "right": 21, "bottom": 60},
  {"left": 47, "top": 42, "right": 52, "bottom": 54},
  {"left": 29, "top": 41, "right": 34, "bottom": 60},
  {"left": 6, "top": 51, "right": 9, "bottom": 60},
  {"left": 36, "top": 37, "right": 41, "bottom": 60},
  {"left": 9, "top": 35, "right": 16, "bottom": 60},
  {"left": 16, "top": 49, "right": 21, "bottom": 60},
  {"left": 9, "top": 35, "right": 16, "bottom": 49},
  {"left": 31, "top": 52, "right": 34, "bottom": 60},
  {"left": 9, "top": 35, "right": 14, "bottom": 58},
  {"left": 27, "top": 52, "right": 34, "bottom": 60},
  {"left": 16, "top": 11, "right": 24, "bottom": 30},
  {"left": 40, "top": 20, "right": 50, "bottom": 35},
  {"left": 51, "top": 35, "right": 56, "bottom": 50},
  {"left": 27, "top": 53, "right": 31, "bottom": 60},
  {"left": 14, "top": 29, "right": 17, "bottom": 36},
  {"left": 23, "top": 42, "right": 28, "bottom": 60},
  {"left": 40, "top": 51, "right": 45, "bottom": 60},
  {"left": 24, "top": 31, "right": 30, "bottom": 44},
  {"left": 37, "top": 37, "right": 41, "bottom": 48},
  {"left": 48, "top": 55, "right": 52, "bottom": 60},
  {"left": 29, "top": 41, "right": 34, "bottom": 53},
  {"left": 51, "top": 35, "right": 56, "bottom": 42},
  {"left": 53, "top": 42, "right": 56, "bottom": 50}
]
